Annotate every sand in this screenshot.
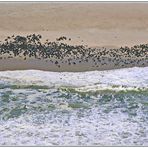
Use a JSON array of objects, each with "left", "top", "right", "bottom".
[
  {"left": 0, "top": 2, "right": 148, "bottom": 71},
  {"left": 1, "top": 2, "right": 148, "bottom": 47}
]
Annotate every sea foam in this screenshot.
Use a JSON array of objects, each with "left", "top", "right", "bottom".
[
  {"left": 0, "top": 67, "right": 147, "bottom": 146},
  {"left": 0, "top": 67, "right": 147, "bottom": 88}
]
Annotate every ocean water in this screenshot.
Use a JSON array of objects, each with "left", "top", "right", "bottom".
[{"left": 0, "top": 67, "right": 148, "bottom": 146}]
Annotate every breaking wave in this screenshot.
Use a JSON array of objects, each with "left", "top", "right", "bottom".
[{"left": 0, "top": 67, "right": 148, "bottom": 146}]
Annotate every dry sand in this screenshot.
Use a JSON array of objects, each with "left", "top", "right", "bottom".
[
  {"left": 0, "top": 2, "right": 148, "bottom": 71},
  {"left": 1, "top": 2, "right": 148, "bottom": 47}
]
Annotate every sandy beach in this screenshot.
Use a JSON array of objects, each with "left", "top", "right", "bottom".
[{"left": 0, "top": 2, "right": 148, "bottom": 71}]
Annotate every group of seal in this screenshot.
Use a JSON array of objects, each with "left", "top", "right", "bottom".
[{"left": 0, "top": 34, "right": 147, "bottom": 69}]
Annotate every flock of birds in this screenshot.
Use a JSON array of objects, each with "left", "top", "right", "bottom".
[{"left": 0, "top": 34, "right": 147, "bottom": 69}]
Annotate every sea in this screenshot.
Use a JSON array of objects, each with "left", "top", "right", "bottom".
[{"left": 0, "top": 67, "right": 147, "bottom": 146}]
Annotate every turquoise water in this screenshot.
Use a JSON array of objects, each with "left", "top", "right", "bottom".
[{"left": 0, "top": 67, "right": 148, "bottom": 146}]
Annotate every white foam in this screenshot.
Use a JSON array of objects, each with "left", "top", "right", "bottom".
[
  {"left": 0, "top": 67, "right": 148, "bottom": 146},
  {"left": 0, "top": 67, "right": 147, "bottom": 88}
]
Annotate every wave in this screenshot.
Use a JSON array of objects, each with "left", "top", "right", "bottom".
[
  {"left": 0, "top": 66, "right": 147, "bottom": 89},
  {"left": 0, "top": 67, "right": 148, "bottom": 146}
]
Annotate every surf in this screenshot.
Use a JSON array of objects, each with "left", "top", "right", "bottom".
[{"left": 0, "top": 67, "right": 147, "bottom": 146}]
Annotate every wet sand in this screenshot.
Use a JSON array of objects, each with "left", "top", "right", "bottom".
[{"left": 0, "top": 57, "right": 147, "bottom": 72}]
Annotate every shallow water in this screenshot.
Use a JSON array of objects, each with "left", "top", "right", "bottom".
[{"left": 0, "top": 67, "right": 148, "bottom": 146}]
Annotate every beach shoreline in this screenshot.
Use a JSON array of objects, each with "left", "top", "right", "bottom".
[
  {"left": 0, "top": 34, "right": 147, "bottom": 72},
  {"left": 0, "top": 58, "right": 147, "bottom": 72},
  {"left": 0, "top": 3, "right": 148, "bottom": 146}
]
